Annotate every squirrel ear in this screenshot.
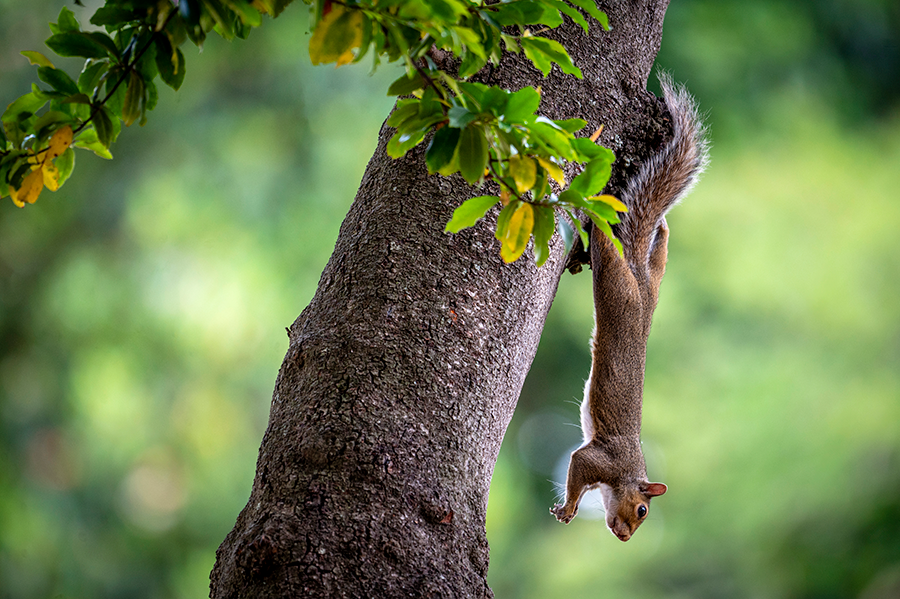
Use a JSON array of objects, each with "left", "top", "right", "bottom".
[{"left": 644, "top": 482, "right": 667, "bottom": 497}]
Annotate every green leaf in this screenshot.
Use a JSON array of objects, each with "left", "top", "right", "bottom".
[
  {"left": 180, "top": 0, "right": 202, "bottom": 27},
  {"left": 21, "top": 51, "right": 54, "bottom": 68},
  {"left": 227, "top": 0, "right": 262, "bottom": 27},
  {"left": 530, "top": 120, "right": 577, "bottom": 160},
  {"left": 205, "top": 0, "right": 238, "bottom": 40},
  {"left": 495, "top": 200, "right": 518, "bottom": 242},
  {"left": 387, "top": 71, "right": 425, "bottom": 96},
  {"left": 90, "top": 7, "right": 141, "bottom": 27},
  {"left": 480, "top": 87, "right": 510, "bottom": 116},
  {"left": 532, "top": 205, "right": 555, "bottom": 266},
  {"left": 572, "top": 137, "right": 614, "bottom": 161},
  {"left": 558, "top": 188, "right": 587, "bottom": 209},
  {"left": 585, "top": 198, "right": 620, "bottom": 223},
  {"left": 532, "top": 164, "right": 549, "bottom": 200},
  {"left": 2, "top": 92, "right": 48, "bottom": 126},
  {"left": 268, "top": 0, "right": 296, "bottom": 17},
  {"left": 85, "top": 32, "right": 120, "bottom": 60},
  {"left": 46, "top": 32, "right": 110, "bottom": 59},
  {"left": 520, "top": 36, "right": 583, "bottom": 78},
  {"left": 445, "top": 195, "right": 499, "bottom": 233},
  {"left": 555, "top": 118, "right": 587, "bottom": 134},
  {"left": 590, "top": 213, "right": 622, "bottom": 255},
  {"left": 448, "top": 106, "right": 476, "bottom": 128},
  {"left": 459, "top": 48, "right": 488, "bottom": 79},
  {"left": 548, "top": 0, "right": 589, "bottom": 33},
  {"left": 386, "top": 128, "right": 428, "bottom": 159},
  {"left": 93, "top": 107, "right": 115, "bottom": 149},
  {"left": 521, "top": 38, "right": 552, "bottom": 76},
  {"left": 569, "top": 155, "right": 613, "bottom": 196},
  {"left": 426, "top": 126, "right": 461, "bottom": 174},
  {"left": 535, "top": 4, "right": 564, "bottom": 28},
  {"left": 55, "top": 147, "right": 75, "bottom": 188},
  {"left": 569, "top": 212, "right": 589, "bottom": 249},
  {"left": 488, "top": 3, "right": 525, "bottom": 27},
  {"left": 504, "top": 1, "right": 547, "bottom": 25},
  {"left": 54, "top": 7, "right": 81, "bottom": 34},
  {"left": 78, "top": 61, "right": 107, "bottom": 95},
  {"left": 74, "top": 128, "right": 113, "bottom": 159},
  {"left": 503, "top": 87, "right": 540, "bottom": 122},
  {"left": 386, "top": 99, "right": 419, "bottom": 128},
  {"left": 566, "top": 0, "right": 610, "bottom": 30},
  {"left": 144, "top": 78, "right": 158, "bottom": 117},
  {"left": 104, "top": 69, "right": 127, "bottom": 117},
  {"left": 457, "top": 81, "right": 488, "bottom": 109},
  {"left": 155, "top": 35, "right": 186, "bottom": 90},
  {"left": 457, "top": 125, "right": 489, "bottom": 185},
  {"left": 37, "top": 66, "right": 80, "bottom": 96},
  {"left": 62, "top": 93, "right": 91, "bottom": 106}
]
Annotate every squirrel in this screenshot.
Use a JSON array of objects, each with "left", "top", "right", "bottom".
[{"left": 550, "top": 74, "right": 709, "bottom": 541}]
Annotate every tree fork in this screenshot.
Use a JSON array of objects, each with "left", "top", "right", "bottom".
[{"left": 210, "top": 2, "right": 671, "bottom": 596}]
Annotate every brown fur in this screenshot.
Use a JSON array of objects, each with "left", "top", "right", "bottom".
[{"left": 550, "top": 75, "right": 708, "bottom": 540}]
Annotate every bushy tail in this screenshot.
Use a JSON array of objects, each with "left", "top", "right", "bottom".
[{"left": 615, "top": 73, "right": 710, "bottom": 270}]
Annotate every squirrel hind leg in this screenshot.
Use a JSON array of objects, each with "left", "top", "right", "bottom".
[{"left": 648, "top": 219, "right": 670, "bottom": 295}]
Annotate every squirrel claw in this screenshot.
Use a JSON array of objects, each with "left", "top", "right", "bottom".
[{"left": 550, "top": 504, "right": 576, "bottom": 524}]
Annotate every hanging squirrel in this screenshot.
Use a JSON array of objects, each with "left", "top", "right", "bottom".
[{"left": 550, "top": 74, "right": 709, "bottom": 541}]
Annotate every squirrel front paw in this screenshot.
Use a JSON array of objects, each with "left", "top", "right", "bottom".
[{"left": 550, "top": 503, "right": 577, "bottom": 524}]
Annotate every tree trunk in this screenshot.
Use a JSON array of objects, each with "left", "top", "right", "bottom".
[{"left": 210, "top": 2, "right": 671, "bottom": 596}]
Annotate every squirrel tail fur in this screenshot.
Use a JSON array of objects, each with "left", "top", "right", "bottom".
[{"left": 615, "top": 73, "right": 710, "bottom": 270}]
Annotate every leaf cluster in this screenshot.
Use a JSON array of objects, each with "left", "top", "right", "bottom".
[
  {"left": 1, "top": 0, "right": 285, "bottom": 206},
  {"left": 4, "top": 0, "right": 624, "bottom": 265},
  {"left": 306, "top": 0, "right": 623, "bottom": 264}
]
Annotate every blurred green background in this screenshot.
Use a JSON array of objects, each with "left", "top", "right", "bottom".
[{"left": 1, "top": 1, "right": 899, "bottom": 597}]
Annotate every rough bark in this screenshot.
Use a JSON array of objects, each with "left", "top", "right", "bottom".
[{"left": 210, "top": 2, "right": 671, "bottom": 596}]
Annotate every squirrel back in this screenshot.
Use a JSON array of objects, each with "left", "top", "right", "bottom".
[{"left": 551, "top": 74, "right": 709, "bottom": 541}]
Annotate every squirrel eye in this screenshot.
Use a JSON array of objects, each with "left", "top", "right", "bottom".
[{"left": 637, "top": 504, "right": 648, "bottom": 519}]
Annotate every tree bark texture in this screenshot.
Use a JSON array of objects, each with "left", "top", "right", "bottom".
[{"left": 211, "top": 2, "right": 671, "bottom": 596}]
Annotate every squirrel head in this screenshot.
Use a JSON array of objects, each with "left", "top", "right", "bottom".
[{"left": 599, "top": 481, "right": 667, "bottom": 541}]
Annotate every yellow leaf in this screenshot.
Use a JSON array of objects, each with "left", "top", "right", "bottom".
[
  {"left": 500, "top": 202, "right": 534, "bottom": 263},
  {"left": 591, "top": 194, "right": 628, "bottom": 212},
  {"left": 536, "top": 157, "right": 565, "bottom": 186},
  {"left": 122, "top": 72, "right": 144, "bottom": 127},
  {"left": 309, "top": 5, "right": 364, "bottom": 66},
  {"left": 11, "top": 168, "right": 44, "bottom": 207},
  {"left": 21, "top": 50, "right": 55, "bottom": 68},
  {"left": 335, "top": 48, "right": 356, "bottom": 67},
  {"left": 42, "top": 161, "right": 60, "bottom": 191},
  {"left": 509, "top": 154, "right": 537, "bottom": 194},
  {"left": 590, "top": 124, "right": 604, "bottom": 142},
  {"left": 45, "top": 125, "right": 73, "bottom": 162}
]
